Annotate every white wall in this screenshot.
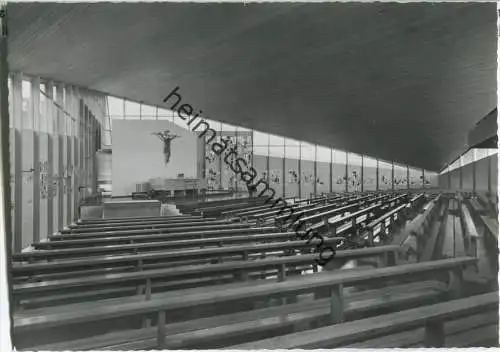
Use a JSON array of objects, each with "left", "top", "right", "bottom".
[{"left": 112, "top": 120, "right": 199, "bottom": 196}]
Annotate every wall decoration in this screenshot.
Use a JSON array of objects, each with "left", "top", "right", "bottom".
[
  {"left": 151, "top": 130, "right": 181, "bottom": 165},
  {"left": 288, "top": 170, "right": 298, "bottom": 184}
]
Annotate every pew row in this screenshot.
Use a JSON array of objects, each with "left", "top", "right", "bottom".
[
  {"left": 14, "top": 245, "right": 399, "bottom": 308},
  {"left": 63, "top": 217, "right": 229, "bottom": 233},
  {"left": 13, "top": 257, "right": 477, "bottom": 348},
  {"left": 12, "top": 237, "right": 343, "bottom": 278},
  {"left": 230, "top": 291, "right": 498, "bottom": 349},
  {"left": 25, "top": 280, "right": 449, "bottom": 350},
  {"left": 49, "top": 222, "right": 255, "bottom": 241}
]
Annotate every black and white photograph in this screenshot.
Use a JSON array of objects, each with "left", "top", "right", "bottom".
[{"left": 0, "top": 1, "right": 498, "bottom": 350}]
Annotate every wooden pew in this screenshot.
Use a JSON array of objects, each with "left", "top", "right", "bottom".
[
  {"left": 230, "top": 292, "right": 497, "bottom": 349},
  {"left": 218, "top": 194, "right": 335, "bottom": 219},
  {"left": 176, "top": 196, "right": 267, "bottom": 214},
  {"left": 12, "top": 237, "right": 342, "bottom": 277},
  {"left": 62, "top": 218, "right": 233, "bottom": 234},
  {"left": 281, "top": 194, "right": 382, "bottom": 230},
  {"left": 321, "top": 194, "right": 408, "bottom": 236},
  {"left": 248, "top": 195, "right": 359, "bottom": 224},
  {"left": 12, "top": 227, "right": 277, "bottom": 261},
  {"left": 68, "top": 216, "right": 220, "bottom": 229},
  {"left": 460, "top": 204, "right": 479, "bottom": 257},
  {"left": 362, "top": 203, "right": 409, "bottom": 245},
  {"left": 236, "top": 195, "right": 346, "bottom": 219},
  {"left": 441, "top": 214, "right": 466, "bottom": 258},
  {"left": 196, "top": 200, "right": 272, "bottom": 217},
  {"left": 31, "top": 230, "right": 291, "bottom": 250},
  {"left": 78, "top": 214, "right": 199, "bottom": 225},
  {"left": 13, "top": 245, "right": 399, "bottom": 308},
  {"left": 13, "top": 257, "right": 477, "bottom": 346},
  {"left": 49, "top": 222, "right": 254, "bottom": 241},
  {"left": 18, "top": 280, "right": 449, "bottom": 350},
  {"left": 479, "top": 215, "right": 498, "bottom": 242},
  {"left": 191, "top": 197, "right": 270, "bottom": 215},
  {"left": 419, "top": 195, "right": 449, "bottom": 262}
]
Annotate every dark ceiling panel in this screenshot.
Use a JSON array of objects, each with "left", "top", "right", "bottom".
[{"left": 7, "top": 2, "right": 497, "bottom": 171}]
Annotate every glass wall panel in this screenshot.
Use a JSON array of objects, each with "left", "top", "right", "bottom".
[
  {"left": 124, "top": 100, "right": 141, "bottom": 118},
  {"left": 22, "top": 81, "right": 32, "bottom": 130},
  {"left": 284, "top": 157, "right": 299, "bottom": 198},
  {"left": 205, "top": 135, "right": 221, "bottom": 190},
  {"left": 269, "top": 134, "right": 284, "bottom": 146},
  {"left": 156, "top": 107, "right": 170, "bottom": 120},
  {"left": 253, "top": 154, "right": 268, "bottom": 189},
  {"left": 462, "top": 163, "right": 474, "bottom": 191},
  {"left": 253, "top": 145, "right": 268, "bottom": 156},
  {"left": 332, "top": 150, "right": 347, "bottom": 192},
  {"left": 300, "top": 143, "right": 315, "bottom": 197},
  {"left": 450, "top": 169, "right": 460, "bottom": 190},
  {"left": 269, "top": 144, "right": 284, "bottom": 158},
  {"left": 316, "top": 146, "right": 331, "bottom": 163},
  {"left": 409, "top": 167, "right": 422, "bottom": 189},
  {"left": 424, "top": 170, "right": 438, "bottom": 188},
  {"left": 491, "top": 154, "right": 497, "bottom": 194},
  {"left": 301, "top": 160, "right": 315, "bottom": 198},
  {"left": 363, "top": 156, "right": 377, "bottom": 191},
  {"left": 220, "top": 133, "right": 237, "bottom": 190},
  {"left": 108, "top": 96, "right": 124, "bottom": 117},
  {"left": 235, "top": 131, "right": 253, "bottom": 191},
  {"left": 475, "top": 148, "right": 490, "bottom": 162},
  {"left": 316, "top": 161, "right": 330, "bottom": 194},
  {"left": 475, "top": 157, "right": 489, "bottom": 192},
  {"left": 379, "top": 160, "right": 392, "bottom": 190},
  {"left": 347, "top": 152, "right": 362, "bottom": 192},
  {"left": 393, "top": 163, "right": 407, "bottom": 190},
  {"left": 141, "top": 104, "right": 156, "bottom": 118},
  {"left": 301, "top": 142, "right": 315, "bottom": 161},
  {"left": 269, "top": 156, "right": 283, "bottom": 198},
  {"left": 205, "top": 119, "right": 221, "bottom": 132},
  {"left": 285, "top": 138, "right": 300, "bottom": 159},
  {"left": 253, "top": 130, "right": 269, "bottom": 146},
  {"left": 462, "top": 149, "right": 475, "bottom": 167}
]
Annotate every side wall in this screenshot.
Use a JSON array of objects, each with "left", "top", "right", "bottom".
[
  {"left": 8, "top": 72, "right": 107, "bottom": 252},
  {"left": 438, "top": 153, "right": 498, "bottom": 195}
]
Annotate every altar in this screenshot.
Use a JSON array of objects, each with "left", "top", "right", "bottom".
[{"left": 103, "top": 199, "right": 161, "bottom": 218}]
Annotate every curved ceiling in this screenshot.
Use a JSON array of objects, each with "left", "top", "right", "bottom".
[{"left": 7, "top": 2, "right": 497, "bottom": 171}]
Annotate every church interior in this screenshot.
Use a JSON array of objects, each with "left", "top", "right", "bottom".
[{"left": 1, "top": 2, "right": 498, "bottom": 350}]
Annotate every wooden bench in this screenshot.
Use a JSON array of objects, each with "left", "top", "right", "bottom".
[
  {"left": 460, "top": 204, "right": 479, "bottom": 257},
  {"left": 237, "top": 195, "right": 345, "bottom": 220},
  {"left": 68, "top": 216, "right": 219, "bottom": 229},
  {"left": 323, "top": 195, "right": 407, "bottom": 236},
  {"left": 77, "top": 214, "right": 199, "bottom": 225},
  {"left": 229, "top": 291, "right": 497, "bottom": 349},
  {"left": 24, "top": 280, "right": 449, "bottom": 350},
  {"left": 50, "top": 222, "right": 254, "bottom": 241},
  {"left": 13, "top": 245, "right": 399, "bottom": 308},
  {"left": 479, "top": 215, "right": 498, "bottom": 241},
  {"left": 196, "top": 200, "right": 272, "bottom": 217},
  {"left": 441, "top": 214, "right": 466, "bottom": 258},
  {"left": 177, "top": 196, "right": 267, "bottom": 214},
  {"left": 31, "top": 230, "right": 291, "bottom": 250},
  {"left": 286, "top": 194, "right": 382, "bottom": 231},
  {"left": 13, "top": 257, "right": 477, "bottom": 345},
  {"left": 219, "top": 195, "right": 330, "bottom": 219},
  {"left": 363, "top": 203, "right": 409, "bottom": 244},
  {"left": 345, "top": 310, "right": 498, "bottom": 347},
  {"left": 13, "top": 227, "right": 278, "bottom": 262},
  {"left": 12, "top": 237, "right": 343, "bottom": 278},
  {"left": 63, "top": 218, "right": 232, "bottom": 234}
]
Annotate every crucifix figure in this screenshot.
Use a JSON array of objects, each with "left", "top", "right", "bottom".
[{"left": 151, "top": 130, "right": 180, "bottom": 165}]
